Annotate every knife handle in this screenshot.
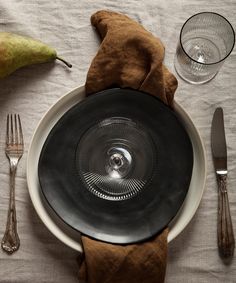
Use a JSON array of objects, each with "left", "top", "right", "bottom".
[{"left": 217, "top": 174, "right": 235, "bottom": 259}]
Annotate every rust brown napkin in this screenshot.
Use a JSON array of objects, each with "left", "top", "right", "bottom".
[{"left": 79, "top": 10, "right": 178, "bottom": 283}]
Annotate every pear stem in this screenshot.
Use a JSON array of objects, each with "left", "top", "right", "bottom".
[{"left": 56, "top": 56, "right": 72, "bottom": 68}]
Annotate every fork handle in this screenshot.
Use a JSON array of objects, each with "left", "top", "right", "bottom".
[
  {"left": 217, "top": 174, "right": 235, "bottom": 259},
  {"left": 1, "top": 165, "right": 20, "bottom": 254}
]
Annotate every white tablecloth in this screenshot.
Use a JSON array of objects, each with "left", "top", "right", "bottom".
[{"left": 0, "top": 1, "right": 236, "bottom": 282}]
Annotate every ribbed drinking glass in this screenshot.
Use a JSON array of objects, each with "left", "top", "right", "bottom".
[{"left": 174, "top": 12, "right": 235, "bottom": 84}]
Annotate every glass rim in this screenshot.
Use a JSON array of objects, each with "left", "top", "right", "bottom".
[{"left": 179, "top": 11, "right": 235, "bottom": 66}]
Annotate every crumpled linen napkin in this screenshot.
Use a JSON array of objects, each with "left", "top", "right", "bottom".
[
  {"left": 85, "top": 10, "right": 177, "bottom": 106},
  {"left": 78, "top": 10, "right": 178, "bottom": 283}
]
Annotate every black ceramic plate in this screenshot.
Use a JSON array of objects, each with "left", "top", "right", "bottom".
[{"left": 38, "top": 88, "right": 193, "bottom": 244}]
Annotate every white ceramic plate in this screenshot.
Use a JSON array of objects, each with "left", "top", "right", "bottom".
[{"left": 27, "top": 86, "right": 206, "bottom": 252}]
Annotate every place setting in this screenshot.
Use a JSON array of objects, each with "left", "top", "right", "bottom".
[{"left": 0, "top": 6, "right": 235, "bottom": 283}]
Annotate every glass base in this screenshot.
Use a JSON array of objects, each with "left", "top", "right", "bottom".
[{"left": 174, "top": 55, "right": 218, "bottom": 84}]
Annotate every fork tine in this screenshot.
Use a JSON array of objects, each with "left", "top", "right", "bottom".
[
  {"left": 6, "top": 114, "right": 9, "bottom": 145},
  {"left": 10, "top": 114, "right": 14, "bottom": 144},
  {"left": 18, "top": 115, "right": 24, "bottom": 145},
  {"left": 14, "top": 114, "right": 18, "bottom": 145}
]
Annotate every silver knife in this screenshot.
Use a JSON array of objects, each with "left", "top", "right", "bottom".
[{"left": 211, "top": 107, "right": 235, "bottom": 259}]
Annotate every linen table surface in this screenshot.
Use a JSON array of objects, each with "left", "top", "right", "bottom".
[{"left": 0, "top": 0, "right": 235, "bottom": 282}]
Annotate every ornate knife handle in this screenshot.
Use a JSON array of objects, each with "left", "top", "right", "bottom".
[{"left": 217, "top": 174, "right": 235, "bottom": 259}]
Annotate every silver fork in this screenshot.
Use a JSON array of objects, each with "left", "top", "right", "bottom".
[{"left": 1, "top": 114, "right": 24, "bottom": 254}]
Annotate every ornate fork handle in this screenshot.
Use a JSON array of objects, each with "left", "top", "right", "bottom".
[{"left": 1, "top": 163, "right": 20, "bottom": 254}]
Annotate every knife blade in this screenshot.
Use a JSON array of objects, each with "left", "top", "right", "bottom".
[{"left": 211, "top": 107, "right": 235, "bottom": 259}]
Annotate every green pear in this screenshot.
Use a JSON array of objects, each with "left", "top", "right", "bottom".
[{"left": 0, "top": 32, "right": 72, "bottom": 78}]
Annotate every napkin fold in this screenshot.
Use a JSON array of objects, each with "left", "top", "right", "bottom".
[
  {"left": 79, "top": 10, "right": 178, "bottom": 283},
  {"left": 85, "top": 10, "right": 177, "bottom": 106},
  {"left": 79, "top": 229, "right": 169, "bottom": 283}
]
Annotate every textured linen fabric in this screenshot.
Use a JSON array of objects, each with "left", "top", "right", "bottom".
[
  {"left": 79, "top": 230, "right": 168, "bottom": 283},
  {"left": 0, "top": 1, "right": 235, "bottom": 283},
  {"left": 85, "top": 10, "right": 177, "bottom": 106}
]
